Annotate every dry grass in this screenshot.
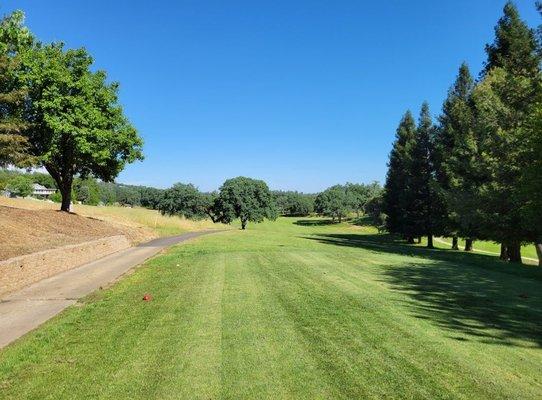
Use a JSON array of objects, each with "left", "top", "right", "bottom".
[
  {"left": 0, "top": 206, "right": 143, "bottom": 260},
  {"left": 71, "top": 202, "right": 223, "bottom": 237},
  {"left": 0, "top": 197, "right": 228, "bottom": 259}
]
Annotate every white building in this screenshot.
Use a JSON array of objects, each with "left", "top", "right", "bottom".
[{"left": 32, "top": 183, "right": 56, "bottom": 198}]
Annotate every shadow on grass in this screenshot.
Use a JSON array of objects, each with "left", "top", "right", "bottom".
[
  {"left": 349, "top": 216, "right": 374, "bottom": 227},
  {"left": 304, "top": 233, "right": 542, "bottom": 347},
  {"left": 294, "top": 219, "right": 339, "bottom": 226}
]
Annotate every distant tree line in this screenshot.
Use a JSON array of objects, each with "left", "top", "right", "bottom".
[
  {"left": 314, "top": 182, "right": 383, "bottom": 223},
  {"left": 383, "top": 2, "right": 542, "bottom": 265},
  {"left": 158, "top": 178, "right": 383, "bottom": 229},
  {"left": 159, "top": 177, "right": 277, "bottom": 230},
  {"left": 2, "top": 164, "right": 388, "bottom": 232},
  {"left": 273, "top": 191, "right": 315, "bottom": 216},
  {"left": 0, "top": 168, "right": 163, "bottom": 208}
]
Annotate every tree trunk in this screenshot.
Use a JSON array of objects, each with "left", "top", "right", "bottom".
[
  {"left": 464, "top": 238, "right": 473, "bottom": 252},
  {"left": 407, "top": 236, "right": 415, "bottom": 244},
  {"left": 60, "top": 187, "right": 71, "bottom": 212},
  {"left": 338, "top": 215, "right": 342, "bottom": 223},
  {"left": 427, "top": 234, "right": 434, "bottom": 249},
  {"left": 507, "top": 242, "right": 522, "bottom": 263},
  {"left": 417, "top": 236, "right": 422, "bottom": 244},
  {"left": 241, "top": 218, "right": 247, "bottom": 230},
  {"left": 451, "top": 236, "right": 459, "bottom": 250},
  {"left": 45, "top": 164, "right": 72, "bottom": 213},
  {"left": 500, "top": 243, "right": 508, "bottom": 261},
  {"left": 535, "top": 243, "right": 542, "bottom": 267}
]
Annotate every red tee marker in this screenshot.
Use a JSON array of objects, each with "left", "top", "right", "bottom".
[{"left": 142, "top": 293, "right": 153, "bottom": 301}]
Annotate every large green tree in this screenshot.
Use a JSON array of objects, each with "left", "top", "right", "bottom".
[
  {"left": 405, "top": 103, "right": 446, "bottom": 248},
  {"left": 521, "top": 1, "right": 542, "bottom": 266},
  {"left": 159, "top": 183, "right": 210, "bottom": 220},
  {"left": 139, "top": 186, "right": 164, "bottom": 210},
  {"left": 274, "top": 191, "right": 314, "bottom": 216},
  {"left": 211, "top": 177, "right": 277, "bottom": 229},
  {"left": 519, "top": 103, "right": 542, "bottom": 266},
  {"left": 23, "top": 45, "right": 143, "bottom": 211},
  {"left": 483, "top": 1, "right": 540, "bottom": 79},
  {"left": 0, "top": 11, "right": 143, "bottom": 211},
  {"left": 435, "top": 63, "right": 478, "bottom": 251},
  {"left": 0, "top": 11, "right": 33, "bottom": 167},
  {"left": 383, "top": 111, "right": 417, "bottom": 242},
  {"left": 345, "top": 182, "right": 381, "bottom": 217},
  {"left": 314, "top": 184, "right": 351, "bottom": 223},
  {"left": 473, "top": 2, "right": 541, "bottom": 262}
]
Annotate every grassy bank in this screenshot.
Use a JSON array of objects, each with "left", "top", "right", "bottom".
[
  {"left": 0, "top": 217, "right": 540, "bottom": 399},
  {"left": 0, "top": 196, "right": 222, "bottom": 237}
]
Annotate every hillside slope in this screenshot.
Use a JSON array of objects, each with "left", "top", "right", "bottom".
[{"left": 0, "top": 205, "right": 154, "bottom": 260}]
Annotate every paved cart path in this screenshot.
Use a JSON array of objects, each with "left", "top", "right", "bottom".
[{"left": 0, "top": 230, "right": 222, "bottom": 349}]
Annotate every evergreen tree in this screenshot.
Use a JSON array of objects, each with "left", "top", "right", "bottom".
[
  {"left": 435, "top": 63, "right": 478, "bottom": 251},
  {"left": 0, "top": 12, "right": 33, "bottom": 167},
  {"left": 383, "top": 111, "right": 416, "bottom": 242},
  {"left": 522, "top": 1, "right": 542, "bottom": 266},
  {"left": 474, "top": 2, "right": 542, "bottom": 262},
  {"left": 483, "top": 1, "right": 540, "bottom": 79},
  {"left": 519, "top": 103, "right": 542, "bottom": 266},
  {"left": 405, "top": 103, "right": 445, "bottom": 248}
]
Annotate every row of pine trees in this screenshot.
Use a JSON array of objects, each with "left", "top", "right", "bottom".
[{"left": 384, "top": 2, "right": 542, "bottom": 265}]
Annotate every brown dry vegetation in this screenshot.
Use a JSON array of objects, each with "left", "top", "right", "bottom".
[
  {"left": 0, "top": 205, "right": 153, "bottom": 260},
  {"left": 0, "top": 197, "right": 226, "bottom": 260}
]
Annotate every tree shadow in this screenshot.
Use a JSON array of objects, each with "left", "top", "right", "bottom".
[
  {"left": 303, "top": 233, "right": 542, "bottom": 348},
  {"left": 294, "top": 219, "right": 339, "bottom": 226},
  {"left": 349, "top": 216, "right": 373, "bottom": 227}
]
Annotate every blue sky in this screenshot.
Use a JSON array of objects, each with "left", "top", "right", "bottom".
[{"left": 2, "top": 1, "right": 540, "bottom": 192}]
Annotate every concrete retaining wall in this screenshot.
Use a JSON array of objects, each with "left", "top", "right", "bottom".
[{"left": 0, "top": 235, "right": 131, "bottom": 297}]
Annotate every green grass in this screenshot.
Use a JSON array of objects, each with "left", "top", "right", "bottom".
[{"left": 1, "top": 217, "right": 541, "bottom": 399}]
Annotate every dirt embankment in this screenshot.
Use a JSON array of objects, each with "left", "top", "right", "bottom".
[{"left": 0, "top": 205, "right": 154, "bottom": 260}]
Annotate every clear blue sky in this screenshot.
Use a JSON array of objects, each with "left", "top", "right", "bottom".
[{"left": 2, "top": 1, "right": 540, "bottom": 192}]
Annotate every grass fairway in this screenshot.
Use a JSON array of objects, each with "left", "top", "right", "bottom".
[{"left": 1, "top": 218, "right": 541, "bottom": 399}]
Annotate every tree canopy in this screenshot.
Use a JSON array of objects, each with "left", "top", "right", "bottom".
[
  {"left": 210, "top": 177, "right": 277, "bottom": 229},
  {"left": 315, "top": 185, "right": 351, "bottom": 223},
  {"left": 0, "top": 12, "right": 32, "bottom": 167},
  {"left": 382, "top": 1, "right": 542, "bottom": 264},
  {"left": 383, "top": 111, "right": 417, "bottom": 240},
  {"left": 274, "top": 191, "right": 314, "bottom": 217},
  {"left": 159, "top": 183, "right": 210, "bottom": 220},
  {"left": 0, "top": 11, "right": 143, "bottom": 211}
]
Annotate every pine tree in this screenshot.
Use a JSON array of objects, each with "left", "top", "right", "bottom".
[
  {"left": 383, "top": 111, "right": 416, "bottom": 241},
  {"left": 0, "top": 12, "right": 33, "bottom": 167},
  {"left": 0, "top": 55, "right": 31, "bottom": 167},
  {"left": 435, "top": 63, "right": 478, "bottom": 251},
  {"left": 521, "top": 1, "right": 542, "bottom": 266},
  {"left": 519, "top": 103, "right": 542, "bottom": 266},
  {"left": 405, "top": 103, "right": 446, "bottom": 248},
  {"left": 483, "top": 1, "right": 540, "bottom": 79},
  {"left": 474, "top": 1, "right": 542, "bottom": 262}
]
